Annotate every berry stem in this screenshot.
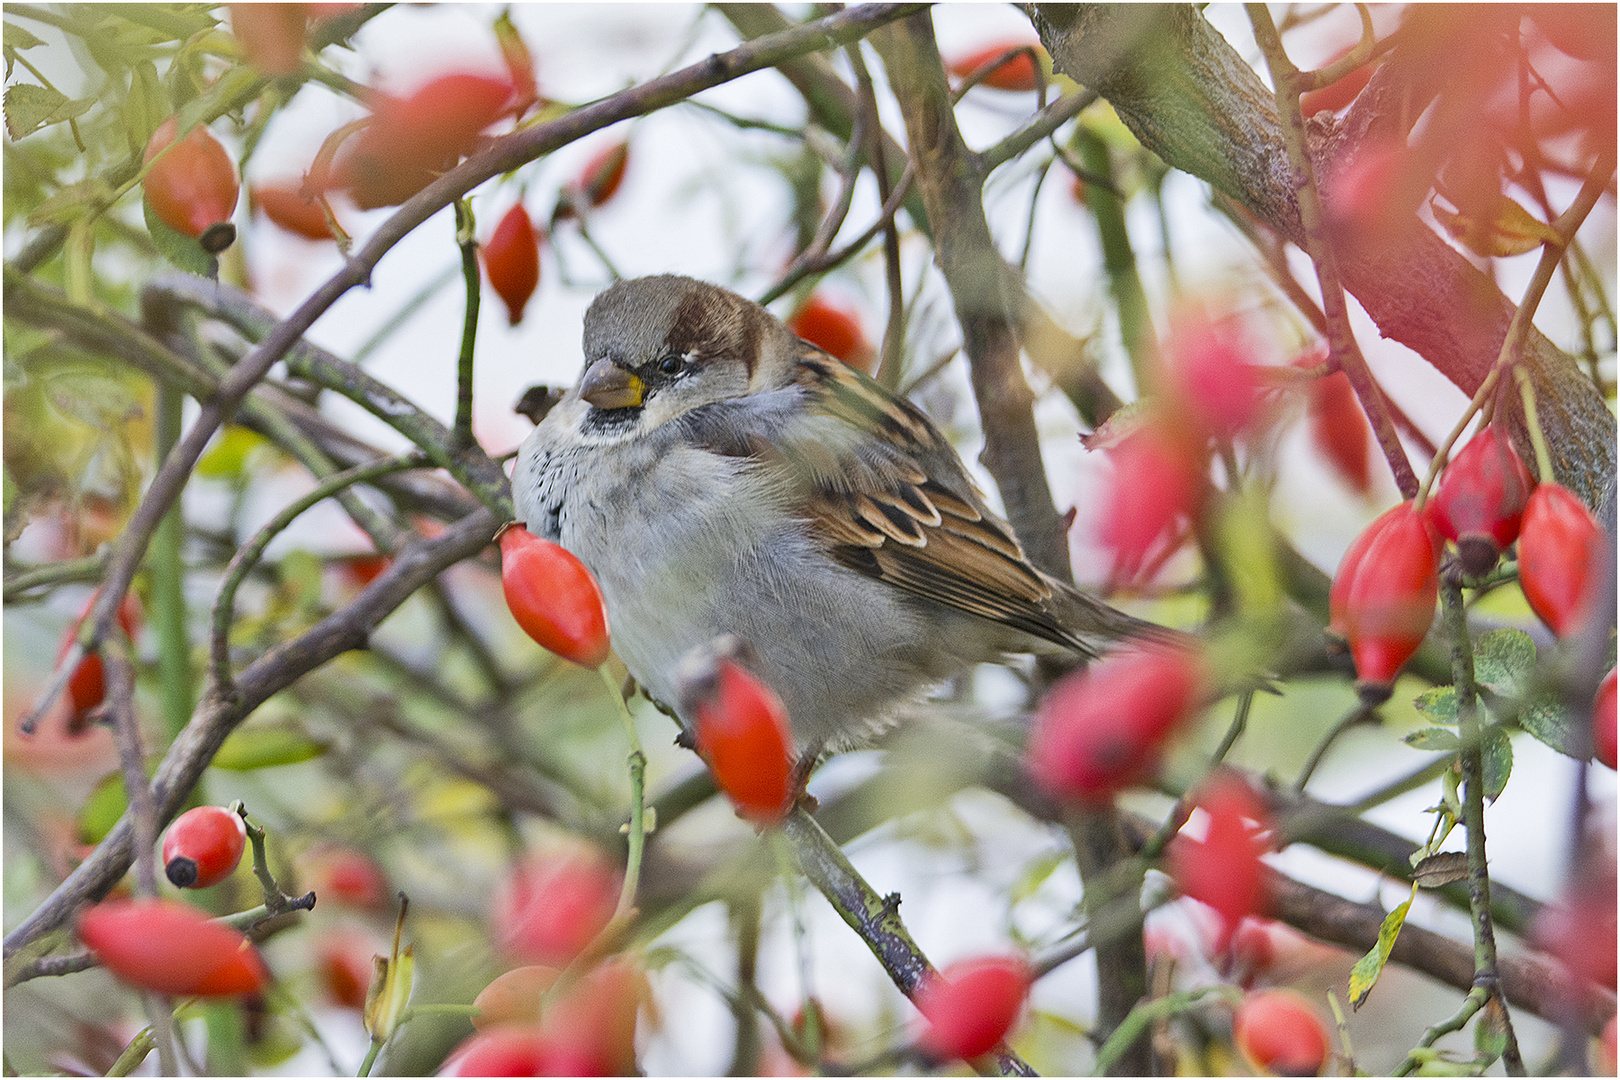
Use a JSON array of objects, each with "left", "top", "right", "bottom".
[{"left": 1512, "top": 367, "right": 1556, "bottom": 485}]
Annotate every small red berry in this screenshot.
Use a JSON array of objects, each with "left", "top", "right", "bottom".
[
  {"left": 1594, "top": 669, "right": 1617, "bottom": 771},
  {"left": 161, "top": 805, "right": 247, "bottom": 889},
  {"left": 315, "top": 930, "right": 375, "bottom": 1010},
  {"left": 1170, "top": 775, "right": 1272, "bottom": 952},
  {"left": 78, "top": 898, "right": 269, "bottom": 997},
  {"left": 946, "top": 42, "right": 1043, "bottom": 92},
  {"left": 1027, "top": 644, "right": 1206, "bottom": 804},
  {"left": 484, "top": 203, "right": 541, "bottom": 326},
  {"left": 442, "top": 1026, "right": 550, "bottom": 1077},
  {"left": 229, "top": 3, "right": 308, "bottom": 76},
  {"left": 1096, "top": 423, "right": 1204, "bottom": 586},
  {"left": 581, "top": 141, "right": 629, "bottom": 207},
  {"left": 1301, "top": 364, "right": 1372, "bottom": 495},
  {"left": 691, "top": 659, "right": 796, "bottom": 824},
  {"left": 335, "top": 73, "right": 515, "bottom": 209},
  {"left": 304, "top": 844, "right": 389, "bottom": 909},
  {"left": 1298, "top": 46, "right": 1373, "bottom": 115},
  {"left": 1163, "top": 310, "right": 1265, "bottom": 441},
  {"left": 1233, "top": 989, "right": 1331, "bottom": 1077},
  {"left": 498, "top": 524, "right": 611, "bottom": 668},
  {"left": 143, "top": 117, "right": 240, "bottom": 253},
  {"left": 251, "top": 183, "right": 334, "bottom": 240},
  {"left": 473, "top": 965, "right": 557, "bottom": 1030},
  {"left": 915, "top": 955, "right": 1031, "bottom": 1061},
  {"left": 1518, "top": 482, "right": 1603, "bottom": 637},
  {"left": 57, "top": 593, "right": 141, "bottom": 728},
  {"left": 788, "top": 295, "right": 870, "bottom": 370},
  {"left": 1429, "top": 425, "right": 1535, "bottom": 575},
  {"left": 1330, "top": 501, "right": 1440, "bottom": 693},
  {"left": 1533, "top": 866, "right": 1618, "bottom": 990},
  {"left": 491, "top": 845, "right": 621, "bottom": 966}
]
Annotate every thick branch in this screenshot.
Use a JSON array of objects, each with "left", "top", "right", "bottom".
[{"left": 1031, "top": 4, "right": 1615, "bottom": 515}]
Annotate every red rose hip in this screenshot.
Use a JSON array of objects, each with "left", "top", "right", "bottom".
[{"left": 162, "top": 805, "right": 248, "bottom": 888}]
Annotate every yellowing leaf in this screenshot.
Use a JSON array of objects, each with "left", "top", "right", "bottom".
[
  {"left": 1348, "top": 895, "right": 1412, "bottom": 1008},
  {"left": 1432, "top": 196, "right": 1561, "bottom": 258}
]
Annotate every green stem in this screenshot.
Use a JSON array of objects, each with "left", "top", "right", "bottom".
[
  {"left": 1074, "top": 125, "right": 1157, "bottom": 395},
  {"left": 1438, "top": 574, "right": 1524, "bottom": 1075},
  {"left": 106, "top": 1026, "right": 156, "bottom": 1077},
  {"left": 598, "top": 665, "right": 647, "bottom": 921},
  {"left": 1294, "top": 701, "right": 1378, "bottom": 793},
  {"left": 150, "top": 382, "right": 193, "bottom": 738},
  {"left": 1090, "top": 987, "right": 1238, "bottom": 1076},
  {"left": 1514, "top": 369, "right": 1556, "bottom": 484},
  {"left": 453, "top": 200, "right": 479, "bottom": 451},
  {"left": 358, "top": 1039, "right": 381, "bottom": 1078}
]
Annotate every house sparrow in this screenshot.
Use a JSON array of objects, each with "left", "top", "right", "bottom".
[{"left": 512, "top": 275, "right": 1171, "bottom": 751}]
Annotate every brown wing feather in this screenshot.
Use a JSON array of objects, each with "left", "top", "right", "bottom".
[{"left": 784, "top": 348, "right": 1091, "bottom": 652}]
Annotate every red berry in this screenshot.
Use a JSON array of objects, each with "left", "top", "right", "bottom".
[
  {"left": 1170, "top": 775, "right": 1272, "bottom": 952},
  {"left": 335, "top": 73, "right": 515, "bottom": 210},
  {"left": 788, "top": 295, "right": 870, "bottom": 369},
  {"left": 1027, "top": 644, "right": 1206, "bottom": 804},
  {"left": 1518, "top": 483, "right": 1603, "bottom": 637},
  {"left": 251, "top": 183, "right": 334, "bottom": 240},
  {"left": 536, "top": 956, "right": 646, "bottom": 1075},
  {"left": 946, "top": 42, "right": 1043, "bottom": 92},
  {"left": 229, "top": 3, "right": 308, "bottom": 76},
  {"left": 580, "top": 141, "right": 629, "bottom": 207},
  {"left": 915, "top": 955, "right": 1031, "bottom": 1061},
  {"left": 1163, "top": 310, "right": 1265, "bottom": 440},
  {"left": 304, "top": 844, "right": 389, "bottom": 909},
  {"left": 1533, "top": 866, "right": 1618, "bottom": 990},
  {"left": 443, "top": 1026, "right": 550, "bottom": 1077},
  {"left": 161, "top": 805, "right": 247, "bottom": 889},
  {"left": 1096, "top": 424, "right": 1204, "bottom": 586},
  {"left": 1330, "top": 501, "right": 1440, "bottom": 691},
  {"left": 1298, "top": 47, "right": 1373, "bottom": 116},
  {"left": 473, "top": 965, "right": 558, "bottom": 1030},
  {"left": 143, "top": 117, "right": 240, "bottom": 252},
  {"left": 1233, "top": 989, "right": 1331, "bottom": 1077},
  {"left": 691, "top": 659, "right": 796, "bottom": 824},
  {"left": 484, "top": 203, "right": 541, "bottom": 326},
  {"left": 315, "top": 930, "right": 375, "bottom": 1010},
  {"left": 491, "top": 845, "right": 621, "bottom": 966},
  {"left": 56, "top": 593, "right": 141, "bottom": 728},
  {"left": 1302, "top": 365, "right": 1372, "bottom": 495},
  {"left": 498, "top": 524, "right": 611, "bottom": 667},
  {"left": 77, "top": 898, "right": 269, "bottom": 997},
  {"left": 1429, "top": 425, "right": 1535, "bottom": 574},
  {"left": 1595, "top": 669, "right": 1617, "bottom": 770}
]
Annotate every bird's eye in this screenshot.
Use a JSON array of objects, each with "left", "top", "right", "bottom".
[{"left": 658, "top": 354, "right": 686, "bottom": 376}]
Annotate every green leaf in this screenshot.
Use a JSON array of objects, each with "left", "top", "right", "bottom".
[
  {"left": 4, "top": 84, "right": 95, "bottom": 138},
  {"left": 212, "top": 724, "right": 330, "bottom": 770},
  {"left": 124, "top": 59, "right": 165, "bottom": 155},
  {"left": 143, "top": 194, "right": 217, "bottom": 276},
  {"left": 1414, "top": 685, "right": 1459, "bottom": 724},
  {"left": 1474, "top": 995, "right": 1509, "bottom": 1066},
  {"left": 1348, "top": 897, "right": 1411, "bottom": 1009},
  {"left": 4, "top": 22, "right": 45, "bottom": 50},
  {"left": 1405, "top": 728, "right": 1461, "bottom": 752},
  {"left": 77, "top": 772, "right": 128, "bottom": 845},
  {"left": 1481, "top": 725, "right": 1512, "bottom": 802},
  {"left": 1472, "top": 628, "right": 1537, "bottom": 697},
  {"left": 1010, "top": 848, "right": 1068, "bottom": 905},
  {"left": 1215, "top": 490, "right": 1283, "bottom": 618},
  {"left": 197, "top": 426, "right": 271, "bottom": 478},
  {"left": 1519, "top": 692, "right": 1583, "bottom": 759}
]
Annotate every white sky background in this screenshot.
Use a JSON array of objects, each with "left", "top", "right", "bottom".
[{"left": 7, "top": 3, "right": 1615, "bottom": 1074}]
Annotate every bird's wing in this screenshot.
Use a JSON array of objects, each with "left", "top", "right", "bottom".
[{"left": 677, "top": 342, "right": 1093, "bottom": 653}]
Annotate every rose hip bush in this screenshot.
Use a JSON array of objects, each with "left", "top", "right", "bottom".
[{"left": 2, "top": 4, "right": 1612, "bottom": 1077}]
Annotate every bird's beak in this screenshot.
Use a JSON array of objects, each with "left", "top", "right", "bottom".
[{"left": 578, "top": 357, "right": 645, "bottom": 409}]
